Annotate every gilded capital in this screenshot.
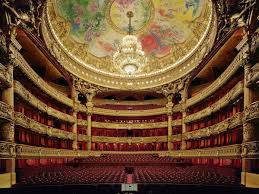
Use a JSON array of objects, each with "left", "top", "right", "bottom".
[
  {"left": 1, "top": 122, "right": 15, "bottom": 142},
  {"left": 243, "top": 122, "right": 255, "bottom": 142},
  {"left": 241, "top": 141, "right": 259, "bottom": 158}
]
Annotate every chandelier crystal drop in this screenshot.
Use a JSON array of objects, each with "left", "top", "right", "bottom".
[{"left": 113, "top": 11, "right": 147, "bottom": 75}]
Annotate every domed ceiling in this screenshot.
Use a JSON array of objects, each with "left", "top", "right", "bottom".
[{"left": 42, "top": 0, "right": 217, "bottom": 90}]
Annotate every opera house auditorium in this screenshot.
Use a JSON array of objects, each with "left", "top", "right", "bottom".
[{"left": 0, "top": 0, "right": 258, "bottom": 193}]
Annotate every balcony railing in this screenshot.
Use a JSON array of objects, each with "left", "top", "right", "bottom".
[
  {"left": 15, "top": 112, "right": 76, "bottom": 140},
  {"left": 185, "top": 81, "right": 243, "bottom": 123},
  {"left": 0, "top": 141, "right": 243, "bottom": 158},
  {"left": 14, "top": 81, "right": 75, "bottom": 123}
]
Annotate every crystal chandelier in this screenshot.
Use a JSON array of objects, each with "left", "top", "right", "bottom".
[{"left": 113, "top": 11, "right": 147, "bottom": 75}]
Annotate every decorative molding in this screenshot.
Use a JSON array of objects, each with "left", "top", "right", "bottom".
[
  {"left": 92, "top": 136, "right": 168, "bottom": 144},
  {"left": 0, "top": 101, "right": 13, "bottom": 121},
  {"left": 1, "top": 122, "right": 15, "bottom": 142},
  {"left": 14, "top": 81, "right": 75, "bottom": 123},
  {"left": 244, "top": 101, "right": 259, "bottom": 122},
  {"left": 155, "top": 75, "right": 191, "bottom": 98},
  {"left": 0, "top": 65, "right": 12, "bottom": 88},
  {"left": 170, "top": 144, "right": 242, "bottom": 158},
  {"left": 92, "top": 121, "right": 169, "bottom": 129},
  {"left": 74, "top": 77, "right": 109, "bottom": 97},
  {"left": 13, "top": 49, "right": 74, "bottom": 107},
  {"left": 182, "top": 112, "right": 243, "bottom": 141},
  {"left": 186, "top": 44, "right": 248, "bottom": 108},
  {"left": 245, "top": 63, "right": 259, "bottom": 87},
  {"left": 0, "top": 141, "right": 16, "bottom": 158},
  {"left": 242, "top": 141, "right": 259, "bottom": 159},
  {"left": 185, "top": 81, "right": 244, "bottom": 123},
  {"left": 242, "top": 122, "right": 255, "bottom": 142},
  {"left": 14, "top": 112, "right": 76, "bottom": 141},
  {"left": 93, "top": 107, "right": 167, "bottom": 117}
]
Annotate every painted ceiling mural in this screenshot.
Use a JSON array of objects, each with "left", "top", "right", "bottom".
[
  {"left": 56, "top": 0, "right": 205, "bottom": 58},
  {"left": 46, "top": 0, "right": 214, "bottom": 81}
]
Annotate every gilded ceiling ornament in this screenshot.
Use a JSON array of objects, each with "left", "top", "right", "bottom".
[
  {"left": 42, "top": 0, "right": 217, "bottom": 90},
  {"left": 74, "top": 77, "right": 110, "bottom": 98}
]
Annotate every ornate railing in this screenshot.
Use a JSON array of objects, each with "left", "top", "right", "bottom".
[
  {"left": 169, "top": 144, "right": 242, "bottom": 158},
  {"left": 0, "top": 101, "right": 13, "bottom": 121},
  {"left": 14, "top": 81, "right": 75, "bottom": 123},
  {"left": 14, "top": 112, "right": 76, "bottom": 140},
  {"left": 244, "top": 101, "right": 259, "bottom": 122},
  {"left": 94, "top": 98, "right": 166, "bottom": 106},
  {"left": 91, "top": 121, "right": 169, "bottom": 129},
  {"left": 185, "top": 81, "right": 244, "bottom": 123},
  {"left": 0, "top": 65, "right": 12, "bottom": 88},
  {"left": 183, "top": 112, "right": 243, "bottom": 140},
  {"left": 92, "top": 107, "right": 167, "bottom": 117},
  {"left": 0, "top": 141, "right": 243, "bottom": 158},
  {"left": 186, "top": 44, "right": 248, "bottom": 108},
  {"left": 78, "top": 120, "right": 178, "bottom": 129},
  {"left": 91, "top": 136, "right": 168, "bottom": 144},
  {"left": 13, "top": 50, "right": 74, "bottom": 107}
]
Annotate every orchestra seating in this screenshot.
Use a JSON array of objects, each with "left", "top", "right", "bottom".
[
  {"left": 77, "top": 154, "right": 179, "bottom": 164},
  {"left": 16, "top": 155, "right": 240, "bottom": 186}
]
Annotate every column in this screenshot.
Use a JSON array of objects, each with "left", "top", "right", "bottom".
[
  {"left": 241, "top": 63, "right": 259, "bottom": 188},
  {"left": 167, "top": 113, "right": 172, "bottom": 151},
  {"left": 181, "top": 110, "right": 187, "bottom": 150},
  {"left": 87, "top": 113, "right": 92, "bottom": 151},
  {"left": 0, "top": 62, "right": 16, "bottom": 188},
  {"left": 71, "top": 86, "right": 78, "bottom": 150},
  {"left": 1, "top": 62, "right": 14, "bottom": 141},
  {"left": 86, "top": 94, "right": 94, "bottom": 151},
  {"left": 166, "top": 98, "right": 173, "bottom": 151},
  {"left": 181, "top": 87, "right": 188, "bottom": 150}
]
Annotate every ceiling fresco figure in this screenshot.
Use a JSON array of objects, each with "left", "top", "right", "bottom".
[{"left": 56, "top": 0, "right": 206, "bottom": 58}]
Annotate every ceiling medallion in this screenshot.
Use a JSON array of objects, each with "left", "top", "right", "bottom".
[
  {"left": 106, "top": 0, "right": 154, "bottom": 35},
  {"left": 113, "top": 11, "right": 147, "bottom": 75}
]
